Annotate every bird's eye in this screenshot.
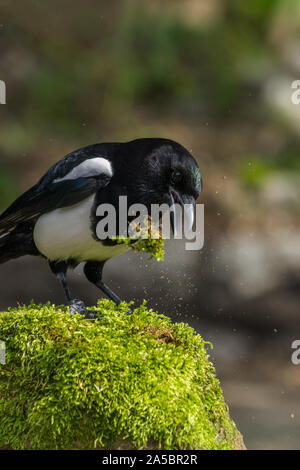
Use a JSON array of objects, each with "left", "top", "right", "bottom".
[{"left": 171, "top": 169, "right": 183, "bottom": 185}]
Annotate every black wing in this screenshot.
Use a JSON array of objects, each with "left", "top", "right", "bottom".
[
  {"left": 37, "top": 142, "right": 119, "bottom": 189},
  {"left": 0, "top": 174, "right": 111, "bottom": 235}
]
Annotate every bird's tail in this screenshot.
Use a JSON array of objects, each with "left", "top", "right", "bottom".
[
  {"left": 0, "top": 233, "right": 13, "bottom": 264},
  {"left": 0, "top": 227, "right": 39, "bottom": 264}
]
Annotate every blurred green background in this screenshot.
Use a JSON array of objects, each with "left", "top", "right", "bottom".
[{"left": 1, "top": 0, "right": 300, "bottom": 449}]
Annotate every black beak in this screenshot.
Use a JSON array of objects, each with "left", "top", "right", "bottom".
[{"left": 169, "top": 190, "right": 195, "bottom": 236}]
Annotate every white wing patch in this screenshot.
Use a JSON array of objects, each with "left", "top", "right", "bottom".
[{"left": 54, "top": 157, "right": 113, "bottom": 183}]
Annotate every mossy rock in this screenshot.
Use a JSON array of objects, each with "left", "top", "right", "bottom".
[{"left": 0, "top": 300, "right": 245, "bottom": 450}]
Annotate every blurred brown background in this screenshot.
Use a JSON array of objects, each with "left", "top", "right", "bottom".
[{"left": 1, "top": 0, "right": 300, "bottom": 449}]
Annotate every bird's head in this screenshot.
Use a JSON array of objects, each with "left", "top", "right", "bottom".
[{"left": 120, "top": 138, "right": 202, "bottom": 234}]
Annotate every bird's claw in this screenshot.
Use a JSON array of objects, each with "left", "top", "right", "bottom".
[
  {"left": 68, "top": 299, "right": 99, "bottom": 320},
  {"left": 68, "top": 299, "right": 131, "bottom": 319}
]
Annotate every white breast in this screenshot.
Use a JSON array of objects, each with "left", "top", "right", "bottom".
[{"left": 33, "top": 195, "right": 129, "bottom": 262}]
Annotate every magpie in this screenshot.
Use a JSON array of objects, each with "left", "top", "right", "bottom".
[{"left": 0, "top": 138, "right": 202, "bottom": 318}]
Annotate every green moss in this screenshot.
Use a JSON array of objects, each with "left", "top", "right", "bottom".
[
  {"left": 115, "top": 236, "right": 165, "bottom": 261},
  {"left": 114, "top": 217, "right": 165, "bottom": 261},
  {"left": 0, "top": 300, "right": 239, "bottom": 450}
]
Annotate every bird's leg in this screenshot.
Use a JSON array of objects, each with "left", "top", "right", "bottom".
[
  {"left": 49, "top": 260, "right": 98, "bottom": 319},
  {"left": 84, "top": 261, "right": 131, "bottom": 313},
  {"left": 95, "top": 279, "right": 123, "bottom": 305}
]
